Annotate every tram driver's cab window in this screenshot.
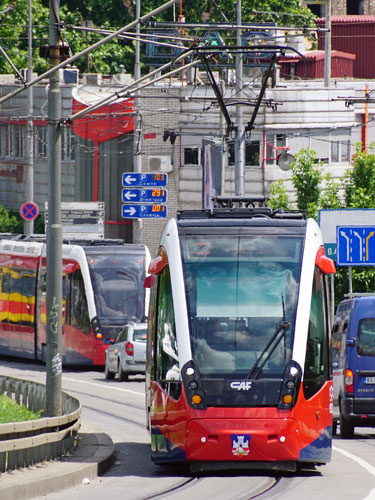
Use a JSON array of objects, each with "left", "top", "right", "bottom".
[
  {"left": 70, "top": 270, "right": 90, "bottom": 335},
  {"left": 154, "top": 266, "right": 180, "bottom": 398}
]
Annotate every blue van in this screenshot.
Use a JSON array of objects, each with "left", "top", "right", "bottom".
[{"left": 332, "top": 296, "right": 375, "bottom": 438}]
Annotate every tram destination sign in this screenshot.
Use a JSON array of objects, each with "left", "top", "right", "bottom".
[
  {"left": 122, "top": 172, "right": 168, "bottom": 187},
  {"left": 122, "top": 188, "right": 167, "bottom": 204},
  {"left": 122, "top": 204, "right": 167, "bottom": 219}
]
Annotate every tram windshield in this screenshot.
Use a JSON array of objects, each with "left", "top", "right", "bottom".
[
  {"left": 86, "top": 247, "right": 146, "bottom": 324},
  {"left": 180, "top": 233, "right": 303, "bottom": 378}
]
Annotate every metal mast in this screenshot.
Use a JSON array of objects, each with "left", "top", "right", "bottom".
[
  {"left": 25, "top": 0, "right": 34, "bottom": 235},
  {"left": 235, "top": 0, "right": 245, "bottom": 196},
  {"left": 46, "top": 0, "right": 63, "bottom": 416}
]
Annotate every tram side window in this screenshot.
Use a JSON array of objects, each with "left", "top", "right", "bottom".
[
  {"left": 0, "top": 268, "right": 10, "bottom": 322},
  {"left": 7, "top": 269, "right": 36, "bottom": 325},
  {"left": 20, "top": 272, "right": 36, "bottom": 325},
  {"left": 70, "top": 270, "right": 90, "bottom": 335},
  {"left": 155, "top": 266, "right": 180, "bottom": 398},
  {"left": 303, "top": 267, "right": 329, "bottom": 400}
]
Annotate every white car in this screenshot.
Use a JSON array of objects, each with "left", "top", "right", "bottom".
[{"left": 105, "top": 322, "right": 147, "bottom": 381}]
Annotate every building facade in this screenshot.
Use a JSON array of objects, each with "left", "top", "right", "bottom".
[{"left": 0, "top": 67, "right": 373, "bottom": 256}]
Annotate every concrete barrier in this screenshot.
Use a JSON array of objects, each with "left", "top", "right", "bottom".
[{"left": 0, "top": 376, "right": 81, "bottom": 472}]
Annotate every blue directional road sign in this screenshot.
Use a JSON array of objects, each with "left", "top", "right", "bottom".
[
  {"left": 122, "top": 172, "right": 168, "bottom": 187},
  {"left": 122, "top": 188, "right": 167, "bottom": 204},
  {"left": 337, "top": 226, "right": 375, "bottom": 266},
  {"left": 122, "top": 204, "right": 167, "bottom": 219}
]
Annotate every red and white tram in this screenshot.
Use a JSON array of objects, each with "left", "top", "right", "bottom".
[
  {"left": 145, "top": 207, "right": 335, "bottom": 472},
  {"left": 0, "top": 236, "right": 150, "bottom": 366}
]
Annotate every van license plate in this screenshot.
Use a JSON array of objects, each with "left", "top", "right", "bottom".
[{"left": 364, "top": 377, "right": 375, "bottom": 384}]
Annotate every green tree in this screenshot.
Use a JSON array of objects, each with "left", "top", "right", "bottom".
[
  {"left": 0, "top": 205, "right": 23, "bottom": 233},
  {"left": 267, "top": 179, "right": 290, "bottom": 210},
  {"left": 0, "top": 0, "right": 316, "bottom": 75},
  {"left": 290, "top": 147, "right": 323, "bottom": 218},
  {"left": 343, "top": 143, "right": 375, "bottom": 208}
]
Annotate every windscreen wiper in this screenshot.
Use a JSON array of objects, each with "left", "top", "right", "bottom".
[{"left": 247, "top": 294, "right": 290, "bottom": 380}]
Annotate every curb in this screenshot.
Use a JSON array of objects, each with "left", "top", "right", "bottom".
[{"left": 0, "top": 432, "right": 115, "bottom": 500}]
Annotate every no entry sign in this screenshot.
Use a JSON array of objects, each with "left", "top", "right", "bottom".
[{"left": 20, "top": 202, "right": 39, "bottom": 221}]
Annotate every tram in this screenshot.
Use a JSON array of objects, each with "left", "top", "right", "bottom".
[
  {"left": 145, "top": 206, "right": 335, "bottom": 472},
  {"left": 0, "top": 236, "right": 150, "bottom": 366}
]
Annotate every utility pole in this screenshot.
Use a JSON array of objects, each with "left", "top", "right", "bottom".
[
  {"left": 25, "top": 0, "right": 34, "bottom": 236},
  {"left": 235, "top": 0, "right": 245, "bottom": 196},
  {"left": 46, "top": 0, "right": 62, "bottom": 416},
  {"left": 132, "top": 0, "right": 143, "bottom": 244},
  {"left": 324, "top": 0, "right": 331, "bottom": 88}
]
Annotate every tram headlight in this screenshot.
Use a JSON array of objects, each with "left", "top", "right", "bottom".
[
  {"left": 189, "top": 380, "right": 198, "bottom": 390},
  {"left": 286, "top": 381, "right": 295, "bottom": 390}
]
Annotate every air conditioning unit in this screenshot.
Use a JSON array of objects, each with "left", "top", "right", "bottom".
[
  {"left": 148, "top": 155, "right": 172, "bottom": 173},
  {"left": 63, "top": 68, "right": 79, "bottom": 84},
  {"left": 82, "top": 73, "right": 102, "bottom": 85}
]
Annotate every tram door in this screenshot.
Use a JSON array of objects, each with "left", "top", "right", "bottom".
[{"left": 148, "top": 264, "right": 182, "bottom": 455}]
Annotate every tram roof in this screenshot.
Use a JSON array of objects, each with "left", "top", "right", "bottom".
[{"left": 177, "top": 208, "right": 307, "bottom": 228}]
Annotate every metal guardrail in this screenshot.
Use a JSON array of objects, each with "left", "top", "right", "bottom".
[{"left": 0, "top": 376, "right": 81, "bottom": 472}]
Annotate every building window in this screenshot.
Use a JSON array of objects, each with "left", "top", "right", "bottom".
[
  {"left": 34, "top": 125, "right": 75, "bottom": 161},
  {"left": 11, "top": 124, "right": 25, "bottom": 158},
  {"left": 0, "top": 124, "right": 25, "bottom": 159},
  {"left": 61, "top": 126, "right": 75, "bottom": 161},
  {"left": 265, "top": 134, "right": 287, "bottom": 165},
  {"left": 184, "top": 147, "right": 201, "bottom": 165},
  {"left": 331, "top": 140, "right": 350, "bottom": 163},
  {"left": 228, "top": 140, "right": 261, "bottom": 167},
  {"left": 347, "top": 0, "right": 364, "bottom": 15},
  {"left": 35, "top": 125, "right": 47, "bottom": 158}
]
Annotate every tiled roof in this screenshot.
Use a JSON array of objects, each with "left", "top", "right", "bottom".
[
  {"left": 316, "top": 15, "right": 375, "bottom": 23},
  {"left": 280, "top": 50, "right": 356, "bottom": 63}
]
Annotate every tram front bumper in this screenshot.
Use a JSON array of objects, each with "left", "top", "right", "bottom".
[{"left": 185, "top": 418, "right": 301, "bottom": 462}]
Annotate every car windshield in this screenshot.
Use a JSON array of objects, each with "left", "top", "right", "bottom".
[
  {"left": 86, "top": 247, "right": 146, "bottom": 324},
  {"left": 180, "top": 233, "right": 302, "bottom": 378}
]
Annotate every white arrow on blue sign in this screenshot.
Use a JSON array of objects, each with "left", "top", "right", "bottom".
[
  {"left": 122, "top": 204, "right": 167, "bottom": 219},
  {"left": 337, "top": 225, "right": 375, "bottom": 266},
  {"left": 122, "top": 172, "right": 168, "bottom": 187},
  {"left": 122, "top": 188, "right": 167, "bottom": 204}
]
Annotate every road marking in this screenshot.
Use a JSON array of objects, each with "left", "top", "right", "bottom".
[
  {"left": 333, "top": 445, "right": 375, "bottom": 476},
  {"left": 63, "top": 376, "right": 144, "bottom": 396},
  {"left": 333, "top": 446, "right": 375, "bottom": 500}
]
